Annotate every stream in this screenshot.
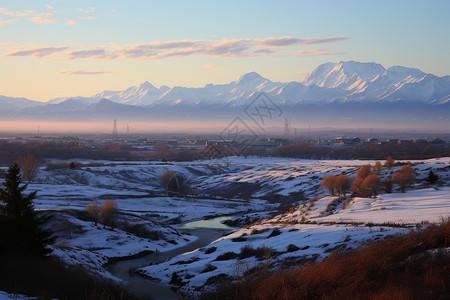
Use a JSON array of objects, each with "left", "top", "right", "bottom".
[{"left": 107, "top": 216, "right": 237, "bottom": 300}]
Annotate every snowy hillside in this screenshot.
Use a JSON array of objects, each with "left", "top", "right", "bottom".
[
  {"left": 4, "top": 155, "right": 446, "bottom": 296},
  {"left": 136, "top": 157, "right": 450, "bottom": 294}
]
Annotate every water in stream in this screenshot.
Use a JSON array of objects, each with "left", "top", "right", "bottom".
[{"left": 107, "top": 216, "right": 237, "bottom": 300}]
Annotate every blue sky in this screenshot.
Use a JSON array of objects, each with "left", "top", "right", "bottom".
[{"left": 0, "top": 0, "right": 449, "bottom": 101}]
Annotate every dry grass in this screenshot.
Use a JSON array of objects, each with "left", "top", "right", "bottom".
[{"left": 202, "top": 218, "right": 450, "bottom": 300}]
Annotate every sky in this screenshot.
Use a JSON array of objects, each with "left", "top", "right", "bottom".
[{"left": 0, "top": 0, "right": 449, "bottom": 102}]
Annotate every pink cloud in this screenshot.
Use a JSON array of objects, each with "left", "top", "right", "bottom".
[
  {"left": 0, "top": 19, "right": 18, "bottom": 26},
  {"left": 28, "top": 13, "right": 58, "bottom": 24},
  {"left": 0, "top": 8, "right": 34, "bottom": 17},
  {"left": 4, "top": 36, "right": 348, "bottom": 60},
  {"left": 4, "top": 46, "right": 69, "bottom": 57},
  {"left": 57, "top": 69, "right": 111, "bottom": 75}
]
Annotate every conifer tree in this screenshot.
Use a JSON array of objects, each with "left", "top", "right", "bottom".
[{"left": 0, "top": 163, "right": 53, "bottom": 256}]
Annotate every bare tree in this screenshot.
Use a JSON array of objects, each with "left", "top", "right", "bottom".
[
  {"left": 17, "top": 153, "right": 39, "bottom": 182},
  {"left": 351, "top": 176, "right": 364, "bottom": 196},
  {"left": 100, "top": 200, "right": 118, "bottom": 228},
  {"left": 392, "top": 164, "right": 414, "bottom": 193},
  {"left": 86, "top": 199, "right": 100, "bottom": 225},
  {"left": 357, "top": 164, "right": 372, "bottom": 179},
  {"left": 385, "top": 156, "right": 395, "bottom": 169},
  {"left": 351, "top": 164, "right": 373, "bottom": 197},
  {"left": 321, "top": 175, "right": 337, "bottom": 196},
  {"left": 335, "top": 175, "right": 350, "bottom": 196},
  {"left": 374, "top": 161, "right": 382, "bottom": 175},
  {"left": 382, "top": 178, "right": 393, "bottom": 193},
  {"left": 361, "top": 174, "right": 381, "bottom": 197}
]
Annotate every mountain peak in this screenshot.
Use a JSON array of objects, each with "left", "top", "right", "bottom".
[
  {"left": 139, "top": 81, "right": 156, "bottom": 90},
  {"left": 304, "top": 61, "right": 386, "bottom": 89},
  {"left": 385, "top": 65, "right": 426, "bottom": 80},
  {"left": 235, "top": 72, "right": 268, "bottom": 85}
]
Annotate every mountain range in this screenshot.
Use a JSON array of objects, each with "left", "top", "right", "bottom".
[{"left": 1, "top": 61, "right": 449, "bottom": 131}]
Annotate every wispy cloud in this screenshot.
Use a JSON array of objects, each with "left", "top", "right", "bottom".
[
  {"left": 57, "top": 69, "right": 111, "bottom": 76},
  {"left": 203, "top": 64, "right": 224, "bottom": 70},
  {"left": 260, "top": 36, "right": 348, "bottom": 47},
  {"left": 0, "top": 19, "right": 18, "bottom": 26},
  {"left": 28, "top": 12, "right": 57, "bottom": 24},
  {"left": 3, "top": 36, "right": 348, "bottom": 60},
  {"left": 4, "top": 46, "right": 68, "bottom": 58},
  {"left": 45, "top": 5, "right": 55, "bottom": 10},
  {"left": 0, "top": 7, "right": 58, "bottom": 24},
  {"left": 67, "top": 7, "right": 96, "bottom": 26},
  {"left": 0, "top": 8, "right": 34, "bottom": 17},
  {"left": 67, "top": 47, "right": 109, "bottom": 59},
  {"left": 66, "top": 16, "right": 95, "bottom": 25},
  {"left": 296, "top": 48, "right": 344, "bottom": 56},
  {"left": 77, "top": 7, "right": 95, "bottom": 14}
]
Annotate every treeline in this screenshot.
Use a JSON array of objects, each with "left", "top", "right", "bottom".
[
  {"left": 0, "top": 141, "right": 132, "bottom": 166},
  {"left": 270, "top": 141, "right": 450, "bottom": 160}
]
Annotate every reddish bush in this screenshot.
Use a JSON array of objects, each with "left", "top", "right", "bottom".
[
  {"left": 374, "top": 161, "right": 382, "bottom": 174},
  {"left": 335, "top": 175, "right": 350, "bottom": 196},
  {"left": 392, "top": 164, "right": 415, "bottom": 193},
  {"left": 385, "top": 156, "right": 395, "bottom": 169},
  {"left": 320, "top": 175, "right": 337, "bottom": 196},
  {"left": 361, "top": 174, "right": 381, "bottom": 197}
]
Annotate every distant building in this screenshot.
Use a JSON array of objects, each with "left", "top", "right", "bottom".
[
  {"left": 366, "top": 138, "right": 379, "bottom": 143},
  {"left": 334, "top": 137, "right": 361, "bottom": 145}
]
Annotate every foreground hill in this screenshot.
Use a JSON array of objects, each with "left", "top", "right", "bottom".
[{"left": 138, "top": 157, "right": 450, "bottom": 294}]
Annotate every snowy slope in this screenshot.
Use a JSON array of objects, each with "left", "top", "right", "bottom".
[{"left": 138, "top": 157, "right": 450, "bottom": 294}]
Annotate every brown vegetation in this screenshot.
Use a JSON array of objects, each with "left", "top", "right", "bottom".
[
  {"left": 382, "top": 177, "right": 393, "bottom": 193},
  {"left": 100, "top": 200, "right": 118, "bottom": 228},
  {"left": 17, "top": 153, "right": 40, "bottom": 182},
  {"left": 270, "top": 142, "right": 450, "bottom": 160},
  {"left": 0, "top": 140, "right": 132, "bottom": 166},
  {"left": 392, "top": 163, "right": 415, "bottom": 193},
  {"left": 385, "top": 156, "right": 395, "bottom": 169},
  {"left": 320, "top": 175, "right": 336, "bottom": 196},
  {"left": 86, "top": 199, "right": 100, "bottom": 225},
  {"left": 375, "top": 161, "right": 382, "bottom": 174},
  {"left": 161, "top": 170, "right": 189, "bottom": 197},
  {"left": 361, "top": 174, "right": 381, "bottom": 197},
  {"left": 321, "top": 175, "right": 350, "bottom": 197},
  {"left": 203, "top": 219, "right": 450, "bottom": 300}
]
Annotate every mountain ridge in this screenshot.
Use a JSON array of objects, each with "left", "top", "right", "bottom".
[{"left": 0, "top": 61, "right": 449, "bottom": 128}]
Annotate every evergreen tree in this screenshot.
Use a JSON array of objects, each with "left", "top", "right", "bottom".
[
  {"left": 425, "top": 170, "right": 438, "bottom": 185},
  {"left": 0, "top": 163, "right": 53, "bottom": 256}
]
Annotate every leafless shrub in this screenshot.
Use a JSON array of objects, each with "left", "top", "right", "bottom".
[
  {"left": 385, "top": 156, "right": 395, "bottom": 169},
  {"left": 392, "top": 164, "right": 415, "bottom": 193},
  {"left": 17, "top": 153, "right": 39, "bottom": 182},
  {"left": 100, "top": 200, "right": 118, "bottom": 228},
  {"left": 86, "top": 199, "right": 100, "bottom": 225}
]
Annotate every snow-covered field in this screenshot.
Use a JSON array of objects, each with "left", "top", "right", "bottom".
[{"left": 2, "top": 156, "right": 449, "bottom": 296}]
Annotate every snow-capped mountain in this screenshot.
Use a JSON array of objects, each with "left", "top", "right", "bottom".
[
  {"left": 82, "top": 61, "right": 450, "bottom": 107},
  {"left": 93, "top": 81, "right": 170, "bottom": 106},
  {"left": 303, "top": 61, "right": 386, "bottom": 90},
  {"left": 0, "top": 61, "right": 448, "bottom": 127}
]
